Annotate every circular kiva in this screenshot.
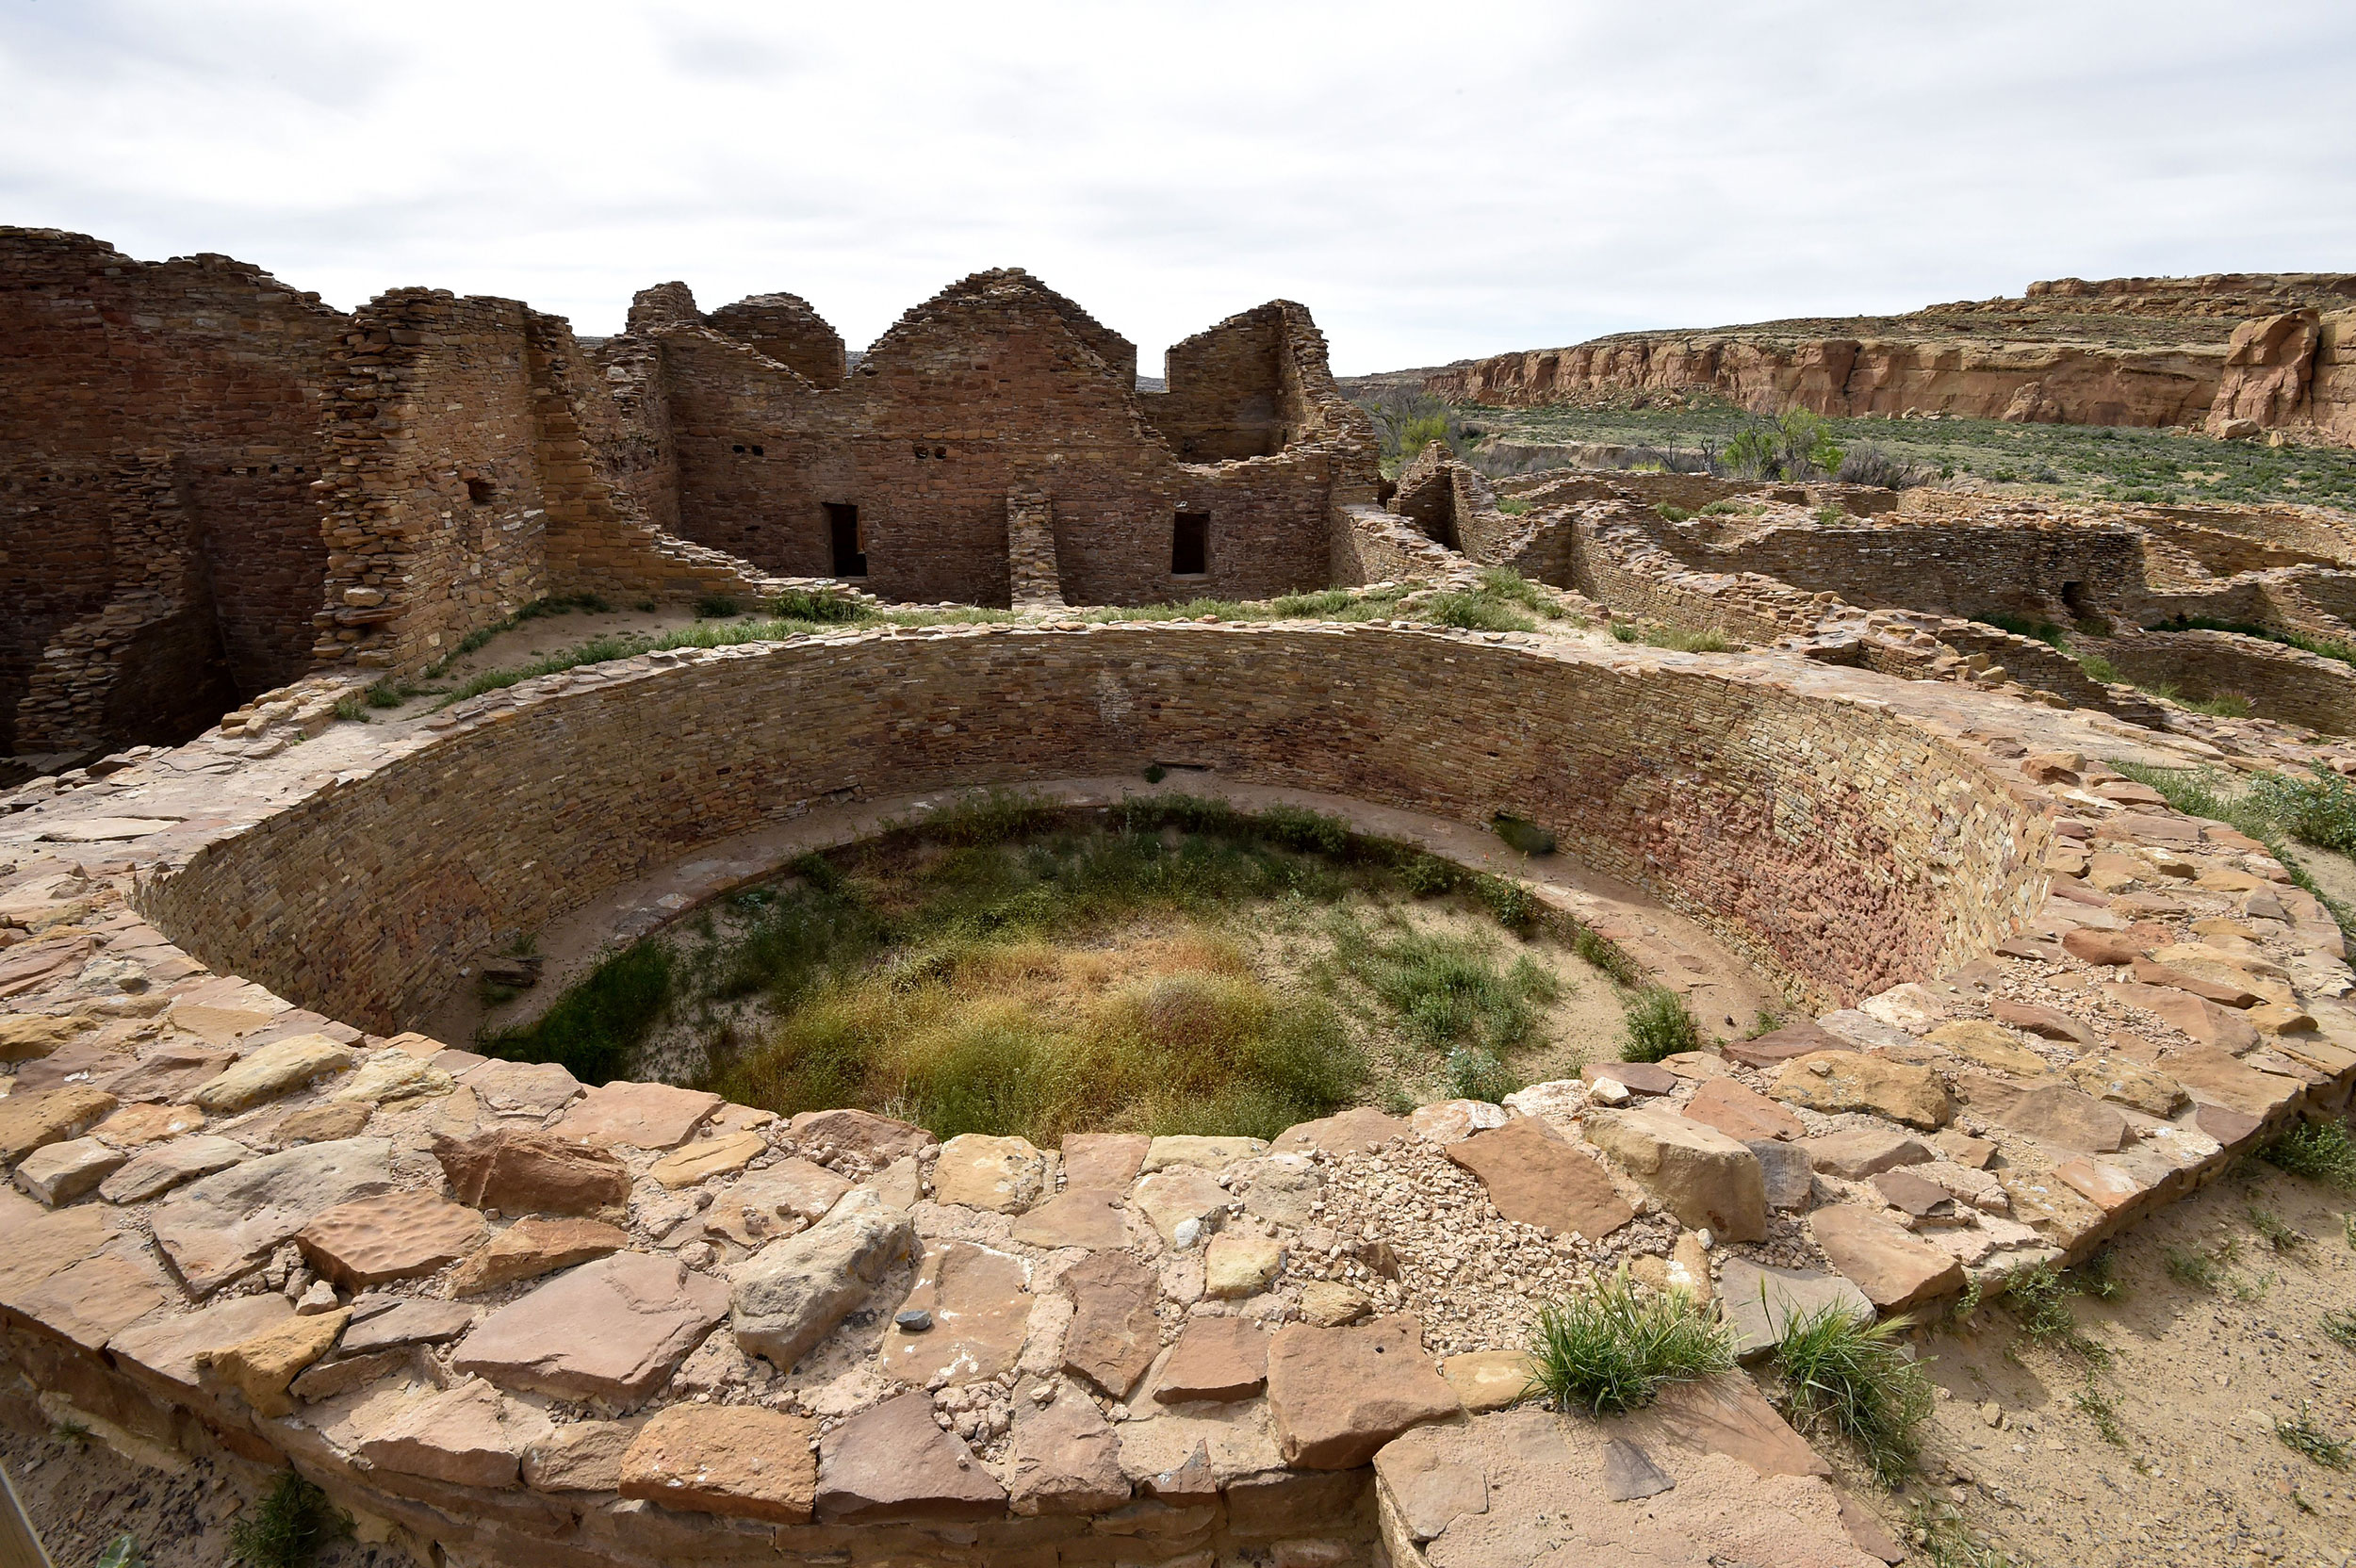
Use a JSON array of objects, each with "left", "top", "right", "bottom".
[{"left": 139, "top": 622, "right": 2049, "bottom": 1035}]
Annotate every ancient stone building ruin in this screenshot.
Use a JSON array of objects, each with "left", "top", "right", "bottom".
[{"left": 1, "top": 231, "right": 1377, "bottom": 770}]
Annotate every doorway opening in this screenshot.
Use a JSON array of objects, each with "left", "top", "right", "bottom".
[
  {"left": 826, "top": 502, "right": 866, "bottom": 578},
  {"left": 1171, "top": 510, "right": 1209, "bottom": 577}
]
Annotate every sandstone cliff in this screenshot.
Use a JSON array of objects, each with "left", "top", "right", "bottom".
[{"left": 1423, "top": 273, "right": 2356, "bottom": 442}]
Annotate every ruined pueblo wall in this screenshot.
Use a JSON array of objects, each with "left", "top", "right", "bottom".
[
  {"left": 2100, "top": 629, "right": 2356, "bottom": 736},
  {"left": 0, "top": 228, "right": 346, "bottom": 749},
  {"left": 602, "top": 280, "right": 1375, "bottom": 609},
  {"left": 140, "top": 625, "right": 2051, "bottom": 1032}
]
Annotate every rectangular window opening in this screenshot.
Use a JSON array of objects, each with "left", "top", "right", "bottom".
[
  {"left": 826, "top": 502, "right": 866, "bottom": 578},
  {"left": 1171, "top": 510, "right": 1209, "bottom": 577}
]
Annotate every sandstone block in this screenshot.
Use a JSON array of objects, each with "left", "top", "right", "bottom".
[
  {"left": 188, "top": 1035, "right": 355, "bottom": 1113},
  {"left": 1204, "top": 1231, "right": 1283, "bottom": 1298},
  {"left": 1722, "top": 1021, "right": 1854, "bottom": 1069},
  {"left": 1267, "top": 1315, "right": 1460, "bottom": 1469},
  {"left": 433, "top": 1125, "right": 630, "bottom": 1215},
  {"left": 730, "top": 1188, "right": 913, "bottom": 1372},
  {"left": 0, "top": 1085, "right": 118, "bottom": 1166},
  {"left": 450, "top": 1216, "right": 630, "bottom": 1296},
  {"left": 815, "top": 1391, "right": 1006, "bottom": 1524},
  {"left": 523, "top": 1418, "right": 644, "bottom": 1493},
  {"left": 930, "top": 1133, "right": 1049, "bottom": 1212},
  {"left": 619, "top": 1404, "right": 818, "bottom": 1524},
  {"left": 1141, "top": 1135, "right": 1264, "bottom": 1173},
  {"left": 1583, "top": 1107, "right": 1767, "bottom": 1241},
  {"left": 1439, "top": 1349, "right": 1537, "bottom": 1413},
  {"left": 333, "top": 1054, "right": 453, "bottom": 1106},
  {"left": 1007, "top": 1392, "right": 1130, "bottom": 1516},
  {"left": 340, "top": 1297, "right": 476, "bottom": 1355},
  {"left": 1130, "top": 1167, "right": 1228, "bottom": 1244},
  {"left": 1773, "top": 1052, "right": 1951, "bottom": 1128},
  {"left": 2065, "top": 1054, "right": 2186, "bottom": 1116},
  {"left": 1010, "top": 1187, "right": 1129, "bottom": 1250},
  {"left": 553, "top": 1081, "right": 720, "bottom": 1150},
  {"left": 1269, "top": 1106, "right": 1409, "bottom": 1156},
  {"left": 90, "top": 1102, "right": 203, "bottom": 1148},
  {"left": 1749, "top": 1139, "right": 1815, "bottom": 1209},
  {"left": 700, "top": 1155, "right": 852, "bottom": 1248},
  {"left": 297, "top": 1190, "right": 487, "bottom": 1288},
  {"left": 2062, "top": 927, "right": 2145, "bottom": 967},
  {"left": 455, "top": 1251, "right": 728, "bottom": 1408},
  {"left": 1059, "top": 1132, "right": 1150, "bottom": 1188},
  {"left": 876, "top": 1240, "right": 1029, "bottom": 1387},
  {"left": 151, "top": 1137, "right": 396, "bottom": 1297},
  {"left": 12, "top": 1135, "right": 126, "bottom": 1204},
  {"left": 787, "top": 1107, "right": 934, "bottom": 1170},
  {"left": 110, "top": 1295, "right": 292, "bottom": 1390},
  {"left": 1407, "top": 1099, "right": 1507, "bottom": 1144},
  {"left": 196, "top": 1308, "right": 348, "bottom": 1417},
  {"left": 1804, "top": 1127, "right": 1932, "bottom": 1180},
  {"left": 646, "top": 1130, "right": 766, "bottom": 1190},
  {"left": 346, "top": 1378, "right": 555, "bottom": 1489},
  {"left": 1298, "top": 1281, "right": 1372, "bottom": 1327},
  {"left": 1060, "top": 1249, "right": 1161, "bottom": 1397},
  {"left": 1682, "top": 1078, "right": 1805, "bottom": 1142},
  {"left": 1926, "top": 1021, "right": 2053, "bottom": 1077},
  {"left": 1444, "top": 1116, "right": 1636, "bottom": 1240},
  {"left": 1807, "top": 1206, "right": 1965, "bottom": 1311},
  {"left": 1154, "top": 1315, "right": 1271, "bottom": 1402}
]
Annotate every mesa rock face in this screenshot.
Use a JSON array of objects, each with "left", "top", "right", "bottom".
[{"left": 1419, "top": 271, "right": 2356, "bottom": 445}]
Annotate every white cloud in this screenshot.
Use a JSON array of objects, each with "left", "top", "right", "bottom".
[{"left": 3, "top": 0, "right": 2351, "bottom": 373}]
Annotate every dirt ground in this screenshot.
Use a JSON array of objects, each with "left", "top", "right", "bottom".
[
  {"left": 0, "top": 1418, "right": 403, "bottom": 1568},
  {"left": 1878, "top": 1154, "right": 2356, "bottom": 1567}
]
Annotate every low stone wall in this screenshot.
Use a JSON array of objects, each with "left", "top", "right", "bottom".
[
  {"left": 138, "top": 625, "right": 2050, "bottom": 1033},
  {"left": 2101, "top": 629, "right": 2356, "bottom": 735}
]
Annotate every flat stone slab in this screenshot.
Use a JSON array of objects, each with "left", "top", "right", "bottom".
[
  {"left": 1141, "top": 1135, "right": 1264, "bottom": 1173},
  {"left": 815, "top": 1391, "right": 1006, "bottom": 1525},
  {"left": 1130, "top": 1167, "right": 1228, "bottom": 1244},
  {"left": 188, "top": 1035, "right": 356, "bottom": 1113},
  {"left": 522, "top": 1419, "right": 644, "bottom": 1494},
  {"left": 1007, "top": 1391, "right": 1129, "bottom": 1516},
  {"left": 1749, "top": 1139, "right": 1814, "bottom": 1210},
  {"left": 552, "top": 1082, "right": 721, "bottom": 1150},
  {"left": 1723, "top": 1021, "right": 1855, "bottom": 1069},
  {"left": 434, "top": 1126, "right": 631, "bottom": 1215},
  {"left": 150, "top": 1137, "right": 397, "bottom": 1297},
  {"left": 450, "top": 1216, "right": 630, "bottom": 1297},
  {"left": 1059, "top": 1132, "right": 1150, "bottom": 1189},
  {"left": 647, "top": 1130, "right": 766, "bottom": 1190},
  {"left": 1807, "top": 1206, "right": 1966, "bottom": 1311},
  {"left": 1267, "top": 1314, "right": 1460, "bottom": 1469},
  {"left": 930, "top": 1134, "right": 1048, "bottom": 1213},
  {"left": 1153, "top": 1315, "right": 1271, "bottom": 1403},
  {"left": 1059, "top": 1249, "right": 1160, "bottom": 1397},
  {"left": 297, "top": 1190, "right": 488, "bottom": 1288},
  {"left": 456, "top": 1058, "right": 584, "bottom": 1117},
  {"left": 730, "top": 1190, "right": 913, "bottom": 1373},
  {"left": 6, "top": 1252, "right": 172, "bottom": 1351},
  {"left": 702, "top": 1156, "right": 854, "bottom": 1248},
  {"left": 1682, "top": 1078, "right": 1805, "bottom": 1142},
  {"left": 454, "top": 1250, "right": 728, "bottom": 1408},
  {"left": 1009, "top": 1187, "right": 1128, "bottom": 1250},
  {"left": 342, "top": 1378, "right": 555, "bottom": 1490},
  {"left": 1805, "top": 1127, "right": 1933, "bottom": 1180},
  {"left": 341, "top": 1297, "right": 478, "bottom": 1356},
  {"left": 103, "top": 1044, "right": 234, "bottom": 1104},
  {"left": 13, "top": 1135, "right": 127, "bottom": 1205},
  {"left": 1585, "top": 1060, "right": 1677, "bottom": 1096},
  {"left": 1270, "top": 1107, "right": 1410, "bottom": 1156},
  {"left": 619, "top": 1404, "right": 818, "bottom": 1525},
  {"left": 1409, "top": 1099, "right": 1508, "bottom": 1144},
  {"left": 877, "top": 1240, "right": 1029, "bottom": 1387},
  {"left": 788, "top": 1108, "right": 935, "bottom": 1171},
  {"left": 1441, "top": 1349, "right": 1537, "bottom": 1413},
  {"left": 0, "top": 1085, "right": 118, "bottom": 1165},
  {"left": 1583, "top": 1107, "right": 1767, "bottom": 1242},
  {"left": 1445, "top": 1117, "right": 1637, "bottom": 1241},
  {"left": 1717, "top": 1259, "right": 1873, "bottom": 1360},
  {"left": 1773, "top": 1052, "right": 1952, "bottom": 1129},
  {"left": 110, "top": 1294, "right": 292, "bottom": 1389}
]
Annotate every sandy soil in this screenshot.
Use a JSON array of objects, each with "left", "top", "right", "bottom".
[
  {"left": 0, "top": 1419, "right": 403, "bottom": 1568},
  {"left": 1865, "top": 1155, "right": 2356, "bottom": 1567}
]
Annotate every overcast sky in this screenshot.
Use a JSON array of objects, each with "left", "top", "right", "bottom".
[{"left": 5, "top": 1, "right": 2352, "bottom": 375}]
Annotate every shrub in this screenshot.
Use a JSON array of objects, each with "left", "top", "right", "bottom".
[
  {"left": 2321, "top": 1308, "right": 2356, "bottom": 1350},
  {"left": 1400, "top": 853, "right": 1458, "bottom": 897},
  {"left": 97, "top": 1538, "right": 148, "bottom": 1568},
  {"left": 694, "top": 594, "right": 744, "bottom": 618},
  {"left": 1142, "top": 763, "right": 1168, "bottom": 784},
  {"left": 1491, "top": 813, "right": 1557, "bottom": 856},
  {"left": 1258, "top": 804, "right": 1351, "bottom": 857},
  {"left": 1475, "top": 874, "right": 1535, "bottom": 931},
  {"left": 331, "top": 693, "right": 368, "bottom": 724},
  {"left": 1642, "top": 625, "right": 1732, "bottom": 653},
  {"left": 2077, "top": 652, "right": 2121, "bottom": 684},
  {"left": 1836, "top": 442, "right": 1923, "bottom": 489},
  {"left": 2274, "top": 1404, "right": 2351, "bottom": 1469},
  {"left": 1620, "top": 985, "right": 1702, "bottom": 1062},
  {"left": 766, "top": 588, "right": 863, "bottom": 623},
  {"left": 2249, "top": 767, "right": 2356, "bottom": 858},
  {"left": 480, "top": 942, "right": 673, "bottom": 1085},
  {"left": 2164, "top": 1241, "right": 2232, "bottom": 1291},
  {"left": 2264, "top": 1118, "right": 2356, "bottom": 1189},
  {"left": 1528, "top": 1268, "right": 1735, "bottom": 1415},
  {"left": 1771, "top": 1303, "right": 1935, "bottom": 1485},
  {"left": 230, "top": 1472, "right": 348, "bottom": 1568},
  {"left": 1726, "top": 409, "right": 1842, "bottom": 482},
  {"left": 1571, "top": 923, "right": 1643, "bottom": 986},
  {"left": 1337, "top": 925, "right": 1551, "bottom": 1055},
  {"left": 2247, "top": 1203, "right": 2306, "bottom": 1251},
  {"left": 1424, "top": 592, "right": 1535, "bottom": 633},
  {"left": 1656, "top": 504, "right": 1696, "bottom": 523},
  {"left": 1497, "top": 497, "right": 1531, "bottom": 515},
  {"left": 1609, "top": 621, "right": 1638, "bottom": 643},
  {"left": 2004, "top": 1261, "right": 2110, "bottom": 1364},
  {"left": 1443, "top": 1046, "right": 1516, "bottom": 1102}
]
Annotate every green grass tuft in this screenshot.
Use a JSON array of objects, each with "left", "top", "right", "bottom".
[
  {"left": 229, "top": 1472, "right": 348, "bottom": 1568},
  {"left": 2322, "top": 1308, "right": 2356, "bottom": 1350},
  {"left": 2264, "top": 1118, "right": 2356, "bottom": 1190},
  {"left": 1424, "top": 591, "right": 1535, "bottom": 633},
  {"left": 2246, "top": 1203, "right": 2306, "bottom": 1251},
  {"left": 2275, "top": 1404, "right": 2351, "bottom": 1469},
  {"left": 1527, "top": 1268, "right": 1735, "bottom": 1415},
  {"left": 1771, "top": 1303, "right": 1935, "bottom": 1485},
  {"left": 1620, "top": 985, "right": 1703, "bottom": 1062}
]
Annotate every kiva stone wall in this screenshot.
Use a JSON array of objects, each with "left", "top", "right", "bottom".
[
  {"left": 137, "top": 626, "right": 2052, "bottom": 1032},
  {"left": 2100, "top": 629, "right": 2356, "bottom": 736}
]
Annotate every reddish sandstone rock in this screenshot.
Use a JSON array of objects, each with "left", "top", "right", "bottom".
[
  {"left": 1807, "top": 1207, "right": 1964, "bottom": 1311},
  {"left": 1723, "top": 1021, "right": 1854, "bottom": 1070},
  {"left": 1060, "top": 1250, "right": 1160, "bottom": 1397},
  {"left": 787, "top": 1107, "right": 934, "bottom": 1170},
  {"left": 1991, "top": 1000, "right": 2097, "bottom": 1046},
  {"left": 297, "top": 1190, "right": 487, "bottom": 1288},
  {"left": 552, "top": 1081, "right": 720, "bottom": 1150},
  {"left": 454, "top": 1251, "right": 728, "bottom": 1408},
  {"left": 815, "top": 1392, "right": 1006, "bottom": 1524},
  {"left": 1583, "top": 1108, "right": 1767, "bottom": 1242},
  {"left": 1154, "top": 1315, "right": 1271, "bottom": 1403},
  {"left": 701, "top": 1155, "right": 853, "bottom": 1248},
  {"left": 102, "top": 1044, "right": 235, "bottom": 1103},
  {"left": 522, "top": 1419, "right": 644, "bottom": 1493},
  {"left": 1059, "top": 1131, "right": 1151, "bottom": 1188},
  {"left": 1681, "top": 1078, "right": 1804, "bottom": 1142},
  {"left": 449, "top": 1216, "right": 629, "bottom": 1296},
  {"left": 6, "top": 1252, "right": 172, "bottom": 1351},
  {"left": 929, "top": 1134, "right": 1049, "bottom": 1212},
  {"left": 151, "top": 1137, "right": 398, "bottom": 1297},
  {"left": 619, "top": 1404, "right": 818, "bottom": 1525},
  {"left": 275, "top": 1101, "right": 372, "bottom": 1145},
  {"left": 1271, "top": 1107, "right": 1411, "bottom": 1156},
  {"left": 730, "top": 1190, "right": 914, "bottom": 1373},
  {"left": 12, "top": 1135, "right": 127, "bottom": 1205},
  {"left": 646, "top": 1130, "right": 766, "bottom": 1190},
  {"left": 2159, "top": 1046, "right": 2307, "bottom": 1119},
  {"left": 433, "top": 1126, "right": 630, "bottom": 1215},
  {"left": 90, "top": 1101, "right": 203, "bottom": 1148},
  {"left": 1979, "top": 1083, "right": 2128, "bottom": 1153},
  {"left": 101, "top": 1135, "right": 266, "bottom": 1207},
  {"left": 2142, "top": 988, "right": 2261, "bottom": 1054},
  {"left": 1007, "top": 1392, "right": 1130, "bottom": 1516},
  {"left": 0, "top": 1085, "right": 118, "bottom": 1166},
  {"left": 1772, "top": 1053, "right": 1951, "bottom": 1129},
  {"left": 1585, "top": 1061, "right": 1678, "bottom": 1096},
  {"left": 876, "top": 1241, "right": 1030, "bottom": 1387},
  {"left": 195, "top": 1309, "right": 348, "bottom": 1418},
  {"left": 1444, "top": 1117, "right": 1636, "bottom": 1241},
  {"left": 111, "top": 1295, "right": 293, "bottom": 1391},
  {"left": 188, "top": 1034, "right": 355, "bottom": 1113},
  {"left": 345, "top": 1378, "right": 556, "bottom": 1489},
  {"left": 1009, "top": 1187, "right": 1129, "bottom": 1250},
  {"left": 1266, "top": 1315, "right": 1461, "bottom": 1469}
]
